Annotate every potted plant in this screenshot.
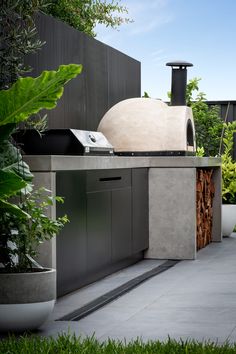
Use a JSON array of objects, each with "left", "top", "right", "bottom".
[
  {"left": 221, "top": 121, "right": 236, "bottom": 236},
  {"left": 0, "top": 64, "right": 82, "bottom": 332}
]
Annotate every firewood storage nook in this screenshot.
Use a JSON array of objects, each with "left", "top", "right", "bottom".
[{"left": 196, "top": 169, "right": 215, "bottom": 251}]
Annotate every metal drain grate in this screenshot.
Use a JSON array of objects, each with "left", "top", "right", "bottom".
[{"left": 57, "top": 260, "right": 179, "bottom": 321}]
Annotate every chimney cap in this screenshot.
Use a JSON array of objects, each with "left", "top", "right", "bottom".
[{"left": 166, "top": 60, "right": 193, "bottom": 68}]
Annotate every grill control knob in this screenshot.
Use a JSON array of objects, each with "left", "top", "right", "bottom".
[{"left": 89, "top": 133, "right": 96, "bottom": 143}]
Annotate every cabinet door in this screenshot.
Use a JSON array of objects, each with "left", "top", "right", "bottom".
[
  {"left": 86, "top": 190, "right": 112, "bottom": 273},
  {"left": 111, "top": 187, "right": 132, "bottom": 261},
  {"left": 87, "top": 169, "right": 132, "bottom": 264},
  {"left": 132, "top": 168, "right": 149, "bottom": 253},
  {"left": 56, "top": 171, "right": 87, "bottom": 296}
]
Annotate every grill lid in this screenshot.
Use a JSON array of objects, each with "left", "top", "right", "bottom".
[{"left": 13, "top": 129, "right": 114, "bottom": 155}]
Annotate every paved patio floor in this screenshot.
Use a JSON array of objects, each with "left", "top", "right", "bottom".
[{"left": 20, "top": 234, "right": 236, "bottom": 343}]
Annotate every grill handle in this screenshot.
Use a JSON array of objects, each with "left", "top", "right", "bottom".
[{"left": 99, "top": 177, "right": 122, "bottom": 182}]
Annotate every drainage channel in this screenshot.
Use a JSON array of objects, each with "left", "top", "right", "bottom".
[{"left": 57, "top": 260, "right": 179, "bottom": 322}]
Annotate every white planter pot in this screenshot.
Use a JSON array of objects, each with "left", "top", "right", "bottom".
[
  {"left": 0, "top": 268, "right": 56, "bottom": 332},
  {"left": 222, "top": 204, "right": 236, "bottom": 236}
]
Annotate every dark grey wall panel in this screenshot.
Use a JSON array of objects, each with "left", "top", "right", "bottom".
[
  {"left": 107, "top": 48, "right": 141, "bottom": 108},
  {"left": 27, "top": 12, "right": 86, "bottom": 129},
  {"left": 25, "top": 12, "right": 141, "bottom": 131},
  {"left": 207, "top": 101, "right": 236, "bottom": 123},
  {"left": 83, "top": 37, "right": 109, "bottom": 130}
]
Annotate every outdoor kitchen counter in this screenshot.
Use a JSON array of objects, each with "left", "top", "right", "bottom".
[
  {"left": 24, "top": 155, "right": 221, "bottom": 171},
  {"left": 24, "top": 155, "right": 222, "bottom": 274}
]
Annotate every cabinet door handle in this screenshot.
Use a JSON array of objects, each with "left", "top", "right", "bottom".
[{"left": 99, "top": 177, "right": 122, "bottom": 182}]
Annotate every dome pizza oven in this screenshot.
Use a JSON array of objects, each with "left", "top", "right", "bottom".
[{"left": 98, "top": 61, "right": 196, "bottom": 156}]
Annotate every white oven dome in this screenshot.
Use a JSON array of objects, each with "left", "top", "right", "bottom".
[{"left": 97, "top": 97, "right": 196, "bottom": 154}]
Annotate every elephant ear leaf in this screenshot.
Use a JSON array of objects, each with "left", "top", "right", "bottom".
[
  {"left": 0, "top": 199, "right": 30, "bottom": 218},
  {"left": 0, "top": 64, "right": 82, "bottom": 127},
  {"left": 0, "top": 170, "right": 30, "bottom": 218},
  {"left": 0, "top": 170, "right": 27, "bottom": 199}
]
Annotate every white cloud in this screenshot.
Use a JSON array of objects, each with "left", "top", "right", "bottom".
[
  {"left": 129, "top": 14, "right": 173, "bottom": 35},
  {"left": 95, "top": 0, "right": 174, "bottom": 51},
  {"left": 151, "top": 49, "right": 164, "bottom": 57},
  {"left": 124, "top": 0, "right": 173, "bottom": 35}
]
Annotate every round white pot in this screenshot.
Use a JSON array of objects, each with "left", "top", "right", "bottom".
[
  {"left": 222, "top": 204, "right": 236, "bottom": 237},
  {"left": 0, "top": 268, "right": 56, "bottom": 332}
]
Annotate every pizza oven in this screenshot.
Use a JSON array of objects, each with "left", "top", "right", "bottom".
[{"left": 98, "top": 61, "right": 196, "bottom": 156}]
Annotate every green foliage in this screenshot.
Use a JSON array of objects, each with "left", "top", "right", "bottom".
[
  {"left": 0, "top": 64, "right": 82, "bottom": 127},
  {"left": 187, "top": 78, "right": 223, "bottom": 157},
  {"left": 0, "top": 64, "right": 82, "bottom": 212},
  {"left": 221, "top": 121, "right": 236, "bottom": 204},
  {"left": 0, "top": 170, "right": 30, "bottom": 218},
  {"left": 196, "top": 146, "right": 205, "bottom": 157},
  {"left": 0, "top": 139, "right": 33, "bottom": 218},
  {"left": 186, "top": 77, "right": 200, "bottom": 106},
  {"left": 0, "top": 64, "right": 82, "bottom": 270},
  {"left": 0, "top": 64, "right": 82, "bottom": 206},
  {"left": 0, "top": 170, "right": 27, "bottom": 199},
  {"left": 23, "top": 113, "right": 48, "bottom": 134},
  {"left": 43, "top": 0, "right": 132, "bottom": 37},
  {"left": 0, "top": 0, "right": 49, "bottom": 90},
  {"left": 1, "top": 333, "right": 236, "bottom": 353},
  {"left": 142, "top": 91, "right": 150, "bottom": 98},
  {"left": 0, "top": 188, "right": 68, "bottom": 271}
]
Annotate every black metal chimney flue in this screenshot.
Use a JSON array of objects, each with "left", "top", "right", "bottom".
[{"left": 166, "top": 61, "right": 193, "bottom": 106}]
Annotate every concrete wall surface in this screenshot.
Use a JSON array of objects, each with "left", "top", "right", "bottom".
[{"left": 146, "top": 168, "right": 197, "bottom": 260}]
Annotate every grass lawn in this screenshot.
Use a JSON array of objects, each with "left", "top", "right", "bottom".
[{"left": 0, "top": 333, "right": 236, "bottom": 353}]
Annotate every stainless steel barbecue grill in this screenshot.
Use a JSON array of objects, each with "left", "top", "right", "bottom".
[{"left": 13, "top": 129, "right": 114, "bottom": 156}]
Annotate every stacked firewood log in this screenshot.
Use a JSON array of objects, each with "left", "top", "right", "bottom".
[{"left": 196, "top": 169, "right": 215, "bottom": 250}]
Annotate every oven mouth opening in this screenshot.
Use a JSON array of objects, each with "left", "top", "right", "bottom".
[{"left": 187, "top": 119, "right": 194, "bottom": 149}]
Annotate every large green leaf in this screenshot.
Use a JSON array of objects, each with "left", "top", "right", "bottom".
[
  {"left": 0, "top": 64, "right": 82, "bottom": 126},
  {"left": 4, "top": 161, "right": 34, "bottom": 182},
  {"left": 0, "top": 140, "right": 33, "bottom": 181},
  {"left": 0, "top": 141, "right": 18, "bottom": 169},
  {"left": 0, "top": 170, "right": 27, "bottom": 198},
  {"left": 0, "top": 199, "right": 30, "bottom": 218}
]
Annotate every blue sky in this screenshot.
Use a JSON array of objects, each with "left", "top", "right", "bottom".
[{"left": 95, "top": 0, "right": 236, "bottom": 101}]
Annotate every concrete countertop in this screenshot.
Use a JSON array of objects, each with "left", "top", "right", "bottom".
[{"left": 24, "top": 155, "right": 221, "bottom": 172}]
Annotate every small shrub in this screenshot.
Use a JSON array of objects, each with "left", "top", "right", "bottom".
[
  {"left": 221, "top": 121, "right": 236, "bottom": 204},
  {"left": 186, "top": 78, "right": 223, "bottom": 157},
  {"left": 0, "top": 0, "right": 49, "bottom": 90},
  {"left": 43, "top": 0, "right": 132, "bottom": 37}
]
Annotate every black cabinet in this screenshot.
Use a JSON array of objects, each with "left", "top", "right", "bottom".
[
  {"left": 86, "top": 169, "right": 132, "bottom": 265},
  {"left": 87, "top": 190, "right": 112, "bottom": 273},
  {"left": 56, "top": 171, "right": 87, "bottom": 296},
  {"left": 56, "top": 168, "right": 148, "bottom": 297},
  {"left": 111, "top": 188, "right": 132, "bottom": 261}
]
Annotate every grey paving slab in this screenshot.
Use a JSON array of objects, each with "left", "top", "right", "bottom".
[
  {"left": 52, "top": 259, "right": 166, "bottom": 320},
  {"left": 11, "top": 235, "right": 236, "bottom": 344},
  {"left": 227, "top": 325, "right": 236, "bottom": 343},
  {"left": 98, "top": 321, "right": 235, "bottom": 344}
]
